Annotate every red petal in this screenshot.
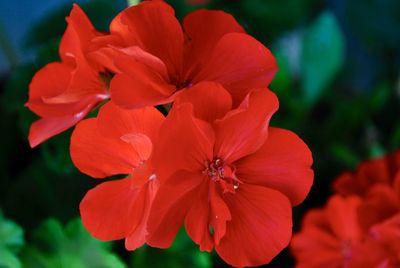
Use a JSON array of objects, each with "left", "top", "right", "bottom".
[
  {"left": 59, "top": 4, "right": 101, "bottom": 64},
  {"left": 235, "top": 127, "right": 313, "bottom": 206},
  {"left": 182, "top": 9, "right": 244, "bottom": 77},
  {"left": 110, "top": 53, "right": 175, "bottom": 109},
  {"left": 369, "top": 213, "right": 400, "bottom": 255},
  {"left": 291, "top": 210, "right": 346, "bottom": 268},
  {"left": 184, "top": 179, "right": 214, "bottom": 252},
  {"left": 41, "top": 61, "right": 106, "bottom": 105},
  {"left": 193, "top": 33, "right": 277, "bottom": 105},
  {"left": 27, "top": 63, "right": 76, "bottom": 117},
  {"left": 97, "top": 101, "right": 164, "bottom": 141},
  {"left": 325, "top": 195, "right": 362, "bottom": 242},
  {"left": 146, "top": 170, "right": 204, "bottom": 248},
  {"left": 89, "top": 45, "right": 169, "bottom": 79},
  {"left": 70, "top": 118, "right": 145, "bottom": 178},
  {"left": 174, "top": 82, "right": 232, "bottom": 122},
  {"left": 125, "top": 176, "right": 159, "bottom": 250},
  {"left": 209, "top": 182, "right": 231, "bottom": 245},
  {"left": 215, "top": 184, "right": 292, "bottom": 267},
  {"left": 333, "top": 152, "right": 400, "bottom": 196},
  {"left": 214, "top": 88, "right": 279, "bottom": 163},
  {"left": 184, "top": 180, "right": 232, "bottom": 252},
  {"left": 28, "top": 107, "right": 91, "bottom": 148},
  {"left": 115, "top": 1, "right": 183, "bottom": 75},
  {"left": 152, "top": 103, "right": 214, "bottom": 181},
  {"left": 80, "top": 176, "right": 159, "bottom": 249},
  {"left": 358, "top": 185, "right": 400, "bottom": 231}
]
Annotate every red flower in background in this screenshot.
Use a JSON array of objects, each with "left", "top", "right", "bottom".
[
  {"left": 292, "top": 151, "right": 400, "bottom": 268},
  {"left": 91, "top": 0, "right": 277, "bottom": 109},
  {"left": 70, "top": 102, "right": 164, "bottom": 250},
  {"left": 334, "top": 150, "right": 400, "bottom": 196},
  {"left": 291, "top": 195, "right": 363, "bottom": 268},
  {"left": 334, "top": 151, "right": 400, "bottom": 230},
  {"left": 145, "top": 82, "right": 313, "bottom": 267},
  {"left": 26, "top": 5, "right": 109, "bottom": 148}
]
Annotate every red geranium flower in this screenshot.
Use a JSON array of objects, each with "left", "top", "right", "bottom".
[
  {"left": 144, "top": 82, "right": 313, "bottom": 267},
  {"left": 91, "top": 0, "right": 277, "bottom": 109},
  {"left": 351, "top": 214, "right": 400, "bottom": 268},
  {"left": 291, "top": 195, "right": 363, "bottom": 268},
  {"left": 334, "top": 151, "right": 400, "bottom": 197},
  {"left": 70, "top": 101, "right": 164, "bottom": 250},
  {"left": 292, "top": 151, "right": 400, "bottom": 268},
  {"left": 292, "top": 196, "right": 400, "bottom": 268},
  {"left": 334, "top": 151, "right": 400, "bottom": 230},
  {"left": 26, "top": 5, "right": 109, "bottom": 148}
]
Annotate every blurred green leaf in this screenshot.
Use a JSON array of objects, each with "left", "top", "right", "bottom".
[
  {"left": 368, "top": 83, "right": 391, "bottom": 112},
  {"left": 41, "top": 129, "right": 75, "bottom": 175},
  {"left": 301, "top": 11, "right": 345, "bottom": 105},
  {"left": 132, "top": 228, "right": 211, "bottom": 268},
  {"left": 329, "top": 143, "right": 359, "bottom": 168},
  {"left": 271, "top": 52, "right": 292, "bottom": 95},
  {"left": 391, "top": 124, "right": 400, "bottom": 149},
  {"left": 127, "top": 0, "right": 140, "bottom": 6},
  {"left": 0, "top": 210, "right": 24, "bottom": 268},
  {"left": 238, "top": 0, "right": 315, "bottom": 40},
  {"left": 21, "top": 218, "right": 126, "bottom": 268}
]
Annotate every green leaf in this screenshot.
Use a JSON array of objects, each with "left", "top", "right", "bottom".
[
  {"left": 131, "top": 228, "right": 211, "bottom": 268},
  {"left": 0, "top": 248, "right": 22, "bottom": 268},
  {"left": 301, "top": 11, "right": 345, "bottom": 105},
  {"left": 127, "top": 0, "right": 140, "bottom": 6},
  {"left": 270, "top": 51, "right": 292, "bottom": 95},
  {"left": 21, "top": 218, "right": 126, "bottom": 268},
  {"left": 0, "top": 210, "right": 24, "bottom": 268}
]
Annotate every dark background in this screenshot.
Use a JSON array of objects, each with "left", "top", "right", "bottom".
[{"left": 0, "top": 0, "right": 399, "bottom": 267}]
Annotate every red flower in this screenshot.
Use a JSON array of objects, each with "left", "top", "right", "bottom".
[
  {"left": 91, "top": 0, "right": 277, "bottom": 109},
  {"left": 292, "top": 151, "right": 400, "bottom": 268},
  {"left": 351, "top": 214, "right": 400, "bottom": 268},
  {"left": 291, "top": 195, "right": 363, "bottom": 268},
  {"left": 70, "top": 101, "right": 164, "bottom": 250},
  {"left": 334, "top": 151, "right": 400, "bottom": 197},
  {"left": 26, "top": 4, "right": 109, "bottom": 148},
  {"left": 334, "top": 151, "right": 400, "bottom": 230},
  {"left": 292, "top": 196, "right": 400, "bottom": 268},
  {"left": 145, "top": 82, "right": 313, "bottom": 267}
]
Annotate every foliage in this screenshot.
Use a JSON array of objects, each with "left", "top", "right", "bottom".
[
  {"left": 20, "top": 219, "right": 126, "bottom": 268},
  {"left": 0, "top": 211, "right": 24, "bottom": 268}
]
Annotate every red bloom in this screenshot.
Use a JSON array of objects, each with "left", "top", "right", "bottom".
[
  {"left": 334, "top": 151, "right": 400, "bottom": 230},
  {"left": 334, "top": 150, "right": 400, "bottom": 197},
  {"left": 291, "top": 195, "right": 364, "bottom": 268},
  {"left": 351, "top": 214, "right": 400, "bottom": 268},
  {"left": 145, "top": 82, "right": 313, "bottom": 267},
  {"left": 26, "top": 4, "right": 109, "bottom": 148},
  {"left": 292, "top": 151, "right": 400, "bottom": 268},
  {"left": 70, "top": 101, "right": 164, "bottom": 250},
  {"left": 91, "top": 0, "right": 277, "bottom": 109},
  {"left": 292, "top": 195, "right": 400, "bottom": 268}
]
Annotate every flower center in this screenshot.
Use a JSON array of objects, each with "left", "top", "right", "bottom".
[
  {"left": 99, "top": 71, "right": 114, "bottom": 90},
  {"left": 176, "top": 80, "right": 193, "bottom": 90},
  {"left": 203, "top": 158, "right": 242, "bottom": 193},
  {"left": 171, "top": 76, "right": 193, "bottom": 90}
]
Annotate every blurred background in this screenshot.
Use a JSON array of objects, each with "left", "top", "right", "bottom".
[{"left": 0, "top": 0, "right": 399, "bottom": 267}]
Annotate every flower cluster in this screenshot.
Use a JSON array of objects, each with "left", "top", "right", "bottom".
[
  {"left": 291, "top": 150, "right": 400, "bottom": 268},
  {"left": 27, "top": 1, "right": 314, "bottom": 267}
]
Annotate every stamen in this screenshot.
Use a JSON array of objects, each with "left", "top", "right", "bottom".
[{"left": 203, "top": 158, "right": 242, "bottom": 193}]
